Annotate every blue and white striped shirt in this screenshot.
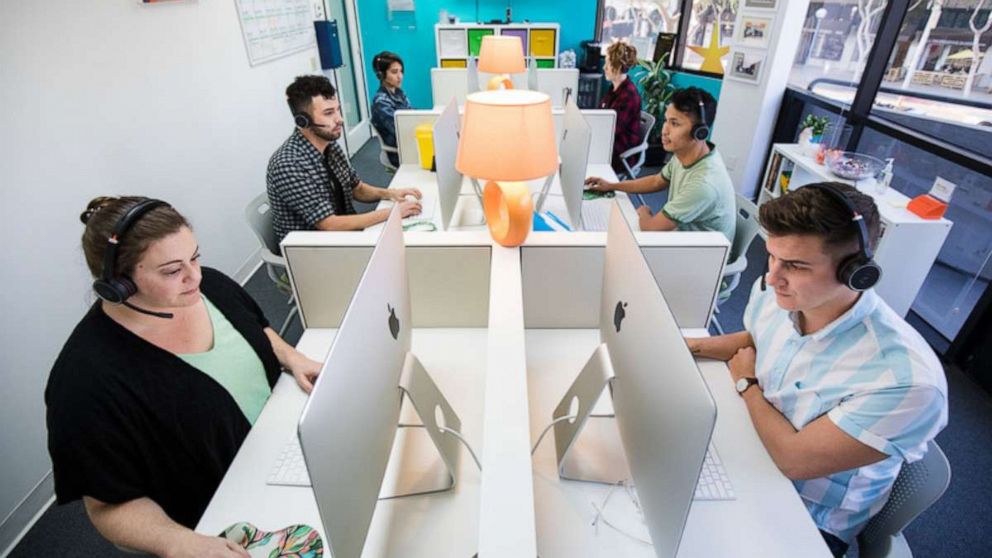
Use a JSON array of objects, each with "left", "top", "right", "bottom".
[{"left": 743, "top": 278, "right": 948, "bottom": 543}]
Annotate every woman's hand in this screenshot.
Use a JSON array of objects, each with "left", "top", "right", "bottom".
[
  {"left": 284, "top": 350, "right": 322, "bottom": 393},
  {"left": 167, "top": 532, "right": 250, "bottom": 558}
]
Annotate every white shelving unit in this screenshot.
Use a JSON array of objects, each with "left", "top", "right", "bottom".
[
  {"left": 758, "top": 143, "right": 953, "bottom": 317},
  {"left": 435, "top": 23, "right": 560, "bottom": 69}
]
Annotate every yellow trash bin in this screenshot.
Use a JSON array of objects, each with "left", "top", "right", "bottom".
[{"left": 415, "top": 123, "right": 434, "bottom": 170}]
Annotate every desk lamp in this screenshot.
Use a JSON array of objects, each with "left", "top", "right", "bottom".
[
  {"left": 478, "top": 35, "right": 526, "bottom": 90},
  {"left": 456, "top": 89, "right": 557, "bottom": 247}
]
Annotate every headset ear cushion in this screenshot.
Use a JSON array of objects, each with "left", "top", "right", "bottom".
[
  {"left": 294, "top": 113, "right": 310, "bottom": 128},
  {"left": 838, "top": 256, "right": 882, "bottom": 292},
  {"left": 693, "top": 125, "right": 709, "bottom": 141},
  {"left": 93, "top": 278, "right": 136, "bottom": 304}
]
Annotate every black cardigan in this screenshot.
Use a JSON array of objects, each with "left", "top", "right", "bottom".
[{"left": 45, "top": 267, "right": 281, "bottom": 528}]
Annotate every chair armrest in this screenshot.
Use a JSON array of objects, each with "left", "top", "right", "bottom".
[
  {"left": 619, "top": 144, "right": 647, "bottom": 159},
  {"left": 260, "top": 250, "right": 287, "bottom": 269},
  {"left": 722, "top": 256, "right": 747, "bottom": 277}
]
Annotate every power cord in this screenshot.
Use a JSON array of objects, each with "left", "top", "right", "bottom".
[
  {"left": 590, "top": 480, "right": 652, "bottom": 545},
  {"left": 402, "top": 220, "right": 437, "bottom": 232},
  {"left": 398, "top": 422, "right": 482, "bottom": 471},
  {"left": 531, "top": 415, "right": 577, "bottom": 455}
]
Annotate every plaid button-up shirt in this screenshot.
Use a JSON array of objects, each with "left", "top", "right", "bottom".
[
  {"left": 600, "top": 77, "right": 642, "bottom": 174},
  {"left": 266, "top": 129, "right": 358, "bottom": 245}
]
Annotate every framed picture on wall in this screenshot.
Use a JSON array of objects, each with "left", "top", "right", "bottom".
[
  {"left": 726, "top": 50, "right": 765, "bottom": 84},
  {"left": 736, "top": 15, "right": 774, "bottom": 49},
  {"left": 743, "top": 0, "right": 777, "bottom": 9}
]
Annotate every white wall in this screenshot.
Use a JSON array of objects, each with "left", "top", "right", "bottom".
[
  {"left": 712, "top": 0, "right": 811, "bottom": 198},
  {"left": 0, "top": 2, "right": 321, "bottom": 550}
]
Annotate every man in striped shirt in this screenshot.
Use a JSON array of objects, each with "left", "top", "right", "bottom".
[{"left": 687, "top": 183, "right": 947, "bottom": 557}]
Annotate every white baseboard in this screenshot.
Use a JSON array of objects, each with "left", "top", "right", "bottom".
[
  {"left": 234, "top": 247, "right": 263, "bottom": 286},
  {"left": 0, "top": 472, "right": 54, "bottom": 557}
]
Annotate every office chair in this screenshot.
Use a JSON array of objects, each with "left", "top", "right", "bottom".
[
  {"left": 857, "top": 441, "right": 951, "bottom": 558},
  {"left": 245, "top": 193, "right": 299, "bottom": 336},
  {"left": 370, "top": 124, "right": 399, "bottom": 172},
  {"left": 710, "top": 194, "right": 761, "bottom": 334},
  {"left": 618, "top": 111, "right": 656, "bottom": 180}
]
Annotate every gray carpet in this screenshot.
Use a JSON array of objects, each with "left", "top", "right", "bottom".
[{"left": 11, "top": 141, "right": 991, "bottom": 557}]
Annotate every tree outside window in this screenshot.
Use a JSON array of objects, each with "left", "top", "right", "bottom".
[{"left": 600, "top": 0, "right": 683, "bottom": 59}]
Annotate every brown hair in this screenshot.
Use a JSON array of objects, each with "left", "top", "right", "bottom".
[
  {"left": 759, "top": 182, "right": 881, "bottom": 260},
  {"left": 605, "top": 42, "right": 638, "bottom": 74},
  {"left": 80, "top": 196, "right": 191, "bottom": 279}
]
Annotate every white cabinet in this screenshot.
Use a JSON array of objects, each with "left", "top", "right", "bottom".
[{"left": 758, "top": 143, "right": 952, "bottom": 317}]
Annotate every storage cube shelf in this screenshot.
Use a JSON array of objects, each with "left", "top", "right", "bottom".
[
  {"left": 435, "top": 23, "right": 560, "bottom": 69},
  {"left": 758, "top": 143, "right": 952, "bottom": 318}
]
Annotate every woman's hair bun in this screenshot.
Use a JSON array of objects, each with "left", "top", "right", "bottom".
[{"left": 80, "top": 196, "right": 117, "bottom": 224}]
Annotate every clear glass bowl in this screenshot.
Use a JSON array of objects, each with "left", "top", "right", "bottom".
[{"left": 825, "top": 151, "right": 885, "bottom": 181}]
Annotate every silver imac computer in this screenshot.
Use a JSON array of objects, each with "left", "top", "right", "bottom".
[
  {"left": 433, "top": 98, "right": 465, "bottom": 230},
  {"left": 550, "top": 202, "right": 720, "bottom": 558},
  {"left": 296, "top": 208, "right": 464, "bottom": 558}
]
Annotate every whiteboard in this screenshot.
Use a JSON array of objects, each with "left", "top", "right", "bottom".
[{"left": 235, "top": 0, "right": 315, "bottom": 66}]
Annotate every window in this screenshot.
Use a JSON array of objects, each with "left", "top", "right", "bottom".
[
  {"left": 682, "top": 0, "right": 738, "bottom": 73},
  {"left": 875, "top": 0, "right": 992, "bottom": 159},
  {"left": 600, "top": 0, "right": 683, "bottom": 60},
  {"left": 789, "top": 1, "right": 893, "bottom": 105}
]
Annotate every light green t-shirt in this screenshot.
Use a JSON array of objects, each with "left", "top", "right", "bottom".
[
  {"left": 178, "top": 297, "right": 272, "bottom": 425},
  {"left": 660, "top": 146, "right": 736, "bottom": 244}
]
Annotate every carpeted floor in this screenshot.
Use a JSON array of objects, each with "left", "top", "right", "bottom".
[{"left": 11, "top": 140, "right": 991, "bottom": 558}]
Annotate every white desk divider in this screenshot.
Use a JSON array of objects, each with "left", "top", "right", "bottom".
[
  {"left": 281, "top": 231, "right": 492, "bottom": 328},
  {"left": 520, "top": 231, "right": 730, "bottom": 329},
  {"left": 431, "top": 68, "right": 578, "bottom": 109},
  {"left": 395, "top": 108, "right": 616, "bottom": 167}
]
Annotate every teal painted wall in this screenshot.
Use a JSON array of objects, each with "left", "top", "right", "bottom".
[{"left": 357, "top": 0, "right": 598, "bottom": 109}]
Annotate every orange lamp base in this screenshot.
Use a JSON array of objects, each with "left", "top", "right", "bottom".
[
  {"left": 483, "top": 180, "right": 532, "bottom": 247},
  {"left": 486, "top": 75, "right": 515, "bottom": 90}
]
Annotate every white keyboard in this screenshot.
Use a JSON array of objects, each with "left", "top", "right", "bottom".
[
  {"left": 580, "top": 202, "right": 610, "bottom": 231},
  {"left": 267, "top": 436, "right": 311, "bottom": 487},
  {"left": 694, "top": 443, "right": 735, "bottom": 501}
]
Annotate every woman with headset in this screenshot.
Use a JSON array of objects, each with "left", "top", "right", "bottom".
[
  {"left": 45, "top": 197, "right": 322, "bottom": 557},
  {"left": 598, "top": 41, "right": 642, "bottom": 176},
  {"left": 370, "top": 51, "right": 413, "bottom": 167},
  {"left": 585, "top": 86, "right": 736, "bottom": 243}
]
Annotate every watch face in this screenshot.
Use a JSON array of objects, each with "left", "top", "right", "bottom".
[{"left": 736, "top": 378, "right": 750, "bottom": 393}]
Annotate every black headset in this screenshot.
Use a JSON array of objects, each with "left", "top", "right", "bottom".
[
  {"left": 692, "top": 99, "right": 711, "bottom": 142},
  {"left": 806, "top": 183, "right": 882, "bottom": 291},
  {"left": 92, "top": 199, "right": 170, "bottom": 305},
  {"left": 293, "top": 111, "right": 313, "bottom": 129}
]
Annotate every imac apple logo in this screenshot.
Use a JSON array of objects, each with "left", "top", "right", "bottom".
[
  {"left": 613, "top": 301, "right": 628, "bottom": 333},
  {"left": 387, "top": 304, "right": 400, "bottom": 340}
]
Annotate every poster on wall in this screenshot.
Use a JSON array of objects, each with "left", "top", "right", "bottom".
[
  {"left": 736, "top": 15, "right": 774, "bottom": 50},
  {"left": 234, "top": 0, "right": 315, "bottom": 67},
  {"left": 726, "top": 50, "right": 766, "bottom": 84}
]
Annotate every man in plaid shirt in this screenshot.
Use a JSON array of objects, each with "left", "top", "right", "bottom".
[{"left": 267, "top": 76, "right": 422, "bottom": 245}]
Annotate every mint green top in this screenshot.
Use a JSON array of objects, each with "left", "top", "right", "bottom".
[
  {"left": 660, "top": 145, "right": 736, "bottom": 244},
  {"left": 178, "top": 297, "right": 272, "bottom": 425}
]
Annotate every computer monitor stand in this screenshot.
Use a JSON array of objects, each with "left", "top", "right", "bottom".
[
  {"left": 552, "top": 343, "right": 632, "bottom": 484},
  {"left": 379, "top": 351, "right": 463, "bottom": 499}
]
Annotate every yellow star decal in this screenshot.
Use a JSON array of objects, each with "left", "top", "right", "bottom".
[{"left": 688, "top": 22, "right": 730, "bottom": 74}]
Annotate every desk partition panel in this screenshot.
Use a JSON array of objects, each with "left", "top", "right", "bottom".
[
  {"left": 282, "top": 232, "right": 492, "bottom": 328},
  {"left": 520, "top": 232, "right": 729, "bottom": 329}
]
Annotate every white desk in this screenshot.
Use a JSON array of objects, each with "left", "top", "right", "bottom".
[
  {"left": 196, "top": 328, "right": 488, "bottom": 557},
  {"left": 197, "top": 327, "right": 829, "bottom": 557},
  {"left": 527, "top": 329, "right": 831, "bottom": 558},
  {"left": 375, "top": 163, "right": 637, "bottom": 232}
]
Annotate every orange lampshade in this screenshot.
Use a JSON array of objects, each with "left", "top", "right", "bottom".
[
  {"left": 477, "top": 35, "right": 526, "bottom": 74},
  {"left": 456, "top": 90, "right": 558, "bottom": 181}
]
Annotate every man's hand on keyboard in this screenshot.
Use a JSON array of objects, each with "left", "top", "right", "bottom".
[
  {"left": 584, "top": 176, "right": 616, "bottom": 192},
  {"left": 398, "top": 199, "right": 422, "bottom": 218},
  {"left": 387, "top": 187, "right": 422, "bottom": 202}
]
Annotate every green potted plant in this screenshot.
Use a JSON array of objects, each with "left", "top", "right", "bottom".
[
  {"left": 798, "top": 114, "right": 830, "bottom": 156},
  {"left": 636, "top": 57, "right": 677, "bottom": 165}
]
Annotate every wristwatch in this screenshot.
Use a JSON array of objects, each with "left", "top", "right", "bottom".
[{"left": 735, "top": 377, "right": 760, "bottom": 396}]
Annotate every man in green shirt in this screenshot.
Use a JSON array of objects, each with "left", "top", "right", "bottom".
[{"left": 585, "top": 87, "right": 736, "bottom": 244}]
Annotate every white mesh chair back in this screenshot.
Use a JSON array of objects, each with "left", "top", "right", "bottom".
[
  {"left": 618, "top": 111, "right": 657, "bottom": 180},
  {"left": 858, "top": 441, "right": 951, "bottom": 558}
]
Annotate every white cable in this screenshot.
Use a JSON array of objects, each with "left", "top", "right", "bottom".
[
  {"left": 590, "top": 480, "right": 653, "bottom": 546},
  {"left": 439, "top": 426, "right": 482, "bottom": 472},
  {"left": 531, "top": 415, "right": 579, "bottom": 456}
]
